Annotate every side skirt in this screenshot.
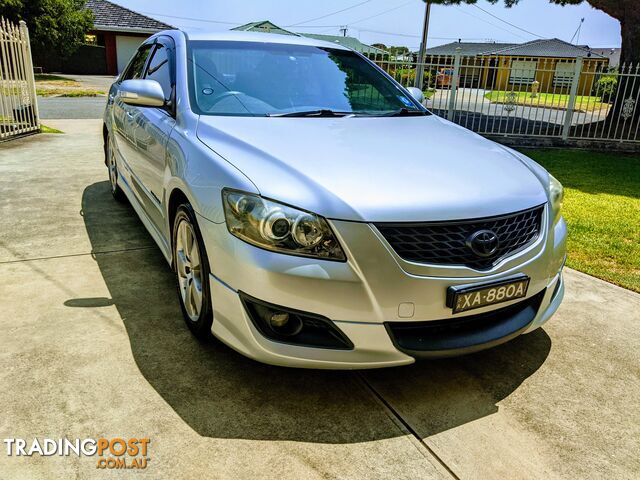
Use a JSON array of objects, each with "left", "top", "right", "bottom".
[{"left": 116, "top": 168, "right": 172, "bottom": 266}]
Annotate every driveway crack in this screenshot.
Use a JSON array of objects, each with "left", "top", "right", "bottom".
[{"left": 356, "top": 373, "right": 460, "bottom": 480}]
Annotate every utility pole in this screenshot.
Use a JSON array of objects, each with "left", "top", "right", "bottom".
[
  {"left": 339, "top": 26, "right": 348, "bottom": 37},
  {"left": 414, "top": 1, "right": 431, "bottom": 90}
]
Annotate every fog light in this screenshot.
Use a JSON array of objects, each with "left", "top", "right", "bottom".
[
  {"left": 252, "top": 304, "right": 303, "bottom": 337},
  {"left": 268, "top": 311, "right": 303, "bottom": 336},
  {"left": 269, "top": 312, "right": 289, "bottom": 328},
  {"left": 239, "top": 292, "right": 353, "bottom": 349}
]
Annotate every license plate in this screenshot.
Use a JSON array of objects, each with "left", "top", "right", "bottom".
[{"left": 446, "top": 275, "right": 530, "bottom": 314}]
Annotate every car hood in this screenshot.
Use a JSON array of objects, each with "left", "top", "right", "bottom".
[{"left": 196, "top": 114, "right": 548, "bottom": 222}]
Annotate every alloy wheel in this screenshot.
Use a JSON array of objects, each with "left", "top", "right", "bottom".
[
  {"left": 108, "top": 139, "right": 118, "bottom": 193},
  {"left": 175, "top": 219, "right": 204, "bottom": 322}
]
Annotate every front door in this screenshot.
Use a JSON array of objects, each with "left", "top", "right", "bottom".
[
  {"left": 111, "top": 42, "right": 153, "bottom": 200},
  {"left": 132, "top": 40, "right": 176, "bottom": 211},
  {"left": 113, "top": 39, "right": 176, "bottom": 232}
]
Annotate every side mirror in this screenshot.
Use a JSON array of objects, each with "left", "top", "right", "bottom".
[
  {"left": 118, "top": 79, "right": 165, "bottom": 107},
  {"left": 406, "top": 86, "right": 425, "bottom": 104}
]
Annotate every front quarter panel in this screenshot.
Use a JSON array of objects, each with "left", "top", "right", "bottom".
[{"left": 164, "top": 122, "right": 259, "bottom": 225}]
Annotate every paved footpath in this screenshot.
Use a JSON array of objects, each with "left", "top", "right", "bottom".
[{"left": 0, "top": 120, "right": 638, "bottom": 479}]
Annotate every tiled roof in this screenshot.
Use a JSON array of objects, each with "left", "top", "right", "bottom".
[
  {"left": 426, "top": 42, "right": 516, "bottom": 56},
  {"left": 86, "top": 0, "right": 173, "bottom": 33},
  {"left": 426, "top": 38, "right": 606, "bottom": 59},
  {"left": 494, "top": 38, "right": 604, "bottom": 58},
  {"left": 586, "top": 47, "right": 620, "bottom": 66}
]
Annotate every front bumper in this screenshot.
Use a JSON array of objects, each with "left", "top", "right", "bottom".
[{"left": 197, "top": 210, "right": 567, "bottom": 369}]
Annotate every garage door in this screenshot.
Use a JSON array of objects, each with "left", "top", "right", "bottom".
[{"left": 115, "top": 35, "right": 146, "bottom": 73}]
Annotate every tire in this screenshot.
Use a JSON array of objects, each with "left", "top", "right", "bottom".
[
  {"left": 173, "top": 203, "right": 214, "bottom": 340},
  {"left": 105, "top": 131, "right": 127, "bottom": 202}
]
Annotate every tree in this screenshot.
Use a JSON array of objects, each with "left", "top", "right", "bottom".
[
  {"left": 388, "top": 45, "right": 411, "bottom": 56},
  {"left": 0, "top": 0, "right": 94, "bottom": 58}
]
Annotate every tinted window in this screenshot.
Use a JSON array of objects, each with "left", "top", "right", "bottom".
[
  {"left": 188, "top": 41, "right": 424, "bottom": 116},
  {"left": 122, "top": 45, "right": 152, "bottom": 80},
  {"left": 145, "top": 44, "right": 173, "bottom": 100}
]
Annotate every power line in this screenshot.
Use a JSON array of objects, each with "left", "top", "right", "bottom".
[
  {"left": 139, "top": 11, "right": 240, "bottom": 25},
  {"left": 349, "top": 0, "right": 415, "bottom": 25},
  {"left": 453, "top": 6, "right": 528, "bottom": 41},
  {"left": 286, "top": 0, "right": 375, "bottom": 27},
  {"left": 293, "top": 1, "right": 414, "bottom": 31},
  {"left": 355, "top": 27, "right": 496, "bottom": 41},
  {"left": 471, "top": 4, "right": 543, "bottom": 38},
  {"left": 292, "top": 25, "right": 346, "bottom": 29}
]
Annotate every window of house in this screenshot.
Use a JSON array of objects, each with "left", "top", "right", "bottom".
[
  {"left": 509, "top": 60, "right": 537, "bottom": 85},
  {"left": 553, "top": 62, "right": 576, "bottom": 88}
]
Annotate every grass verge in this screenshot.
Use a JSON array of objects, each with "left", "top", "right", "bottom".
[
  {"left": 523, "top": 149, "right": 639, "bottom": 292},
  {"left": 487, "top": 91, "right": 608, "bottom": 112},
  {"left": 37, "top": 88, "right": 105, "bottom": 97},
  {"left": 40, "top": 125, "right": 63, "bottom": 134},
  {"left": 35, "top": 74, "right": 77, "bottom": 82}
]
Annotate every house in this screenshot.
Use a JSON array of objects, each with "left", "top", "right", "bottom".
[
  {"left": 300, "top": 33, "right": 387, "bottom": 56},
  {"left": 591, "top": 48, "right": 621, "bottom": 68},
  {"left": 231, "top": 20, "right": 297, "bottom": 37},
  {"left": 424, "top": 38, "right": 608, "bottom": 93},
  {"left": 231, "top": 21, "right": 387, "bottom": 57},
  {"left": 85, "top": 0, "right": 173, "bottom": 75}
]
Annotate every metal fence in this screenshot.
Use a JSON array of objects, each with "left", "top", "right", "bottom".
[
  {"left": 0, "top": 18, "right": 39, "bottom": 140},
  {"left": 372, "top": 51, "right": 639, "bottom": 143}
]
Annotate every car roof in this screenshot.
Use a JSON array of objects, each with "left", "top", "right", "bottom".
[{"left": 179, "top": 29, "right": 352, "bottom": 51}]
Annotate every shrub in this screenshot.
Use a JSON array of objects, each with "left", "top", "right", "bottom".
[{"left": 595, "top": 72, "right": 618, "bottom": 98}]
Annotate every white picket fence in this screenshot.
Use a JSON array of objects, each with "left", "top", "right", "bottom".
[
  {"left": 371, "top": 51, "right": 639, "bottom": 144},
  {"left": 0, "top": 18, "right": 39, "bottom": 140}
]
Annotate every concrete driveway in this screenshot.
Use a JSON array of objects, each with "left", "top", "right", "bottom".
[
  {"left": 0, "top": 121, "right": 638, "bottom": 479},
  {"left": 427, "top": 88, "right": 608, "bottom": 127}
]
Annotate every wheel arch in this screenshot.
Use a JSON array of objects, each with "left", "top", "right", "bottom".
[{"left": 166, "top": 186, "right": 196, "bottom": 270}]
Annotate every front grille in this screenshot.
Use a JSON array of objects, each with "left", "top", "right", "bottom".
[{"left": 375, "top": 205, "right": 544, "bottom": 270}]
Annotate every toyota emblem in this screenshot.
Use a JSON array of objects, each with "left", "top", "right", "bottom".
[{"left": 466, "top": 229, "right": 499, "bottom": 258}]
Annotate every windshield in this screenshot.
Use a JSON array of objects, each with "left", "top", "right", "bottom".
[{"left": 187, "top": 41, "right": 426, "bottom": 117}]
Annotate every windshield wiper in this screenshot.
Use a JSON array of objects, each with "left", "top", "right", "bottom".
[
  {"left": 382, "top": 108, "right": 428, "bottom": 117},
  {"left": 268, "top": 109, "right": 351, "bottom": 118}
]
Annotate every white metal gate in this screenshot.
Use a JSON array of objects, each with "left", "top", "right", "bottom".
[
  {"left": 372, "top": 51, "right": 640, "bottom": 144},
  {"left": 0, "top": 18, "right": 39, "bottom": 140}
]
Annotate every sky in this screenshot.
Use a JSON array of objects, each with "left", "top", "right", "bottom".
[{"left": 115, "top": 0, "right": 621, "bottom": 50}]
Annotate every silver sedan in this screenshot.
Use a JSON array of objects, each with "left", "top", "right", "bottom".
[{"left": 103, "top": 30, "right": 566, "bottom": 369}]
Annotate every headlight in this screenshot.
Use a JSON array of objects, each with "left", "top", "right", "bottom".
[
  {"left": 549, "top": 174, "right": 564, "bottom": 221},
  {"left": 222, "top": 189, "right": 346, "bottom": 261}
]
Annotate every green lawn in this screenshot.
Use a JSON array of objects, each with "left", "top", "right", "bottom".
[
  {"left": 34, "top": 74, "right": 77, "bottom": 82},
  {"left": 523, "top": 149, "right": 640, "bottom": 292},
  {"left": 36, "top": 88, "right": 105, "bottom": 97},
  {"left": 487, "top": 91, "right": 608, "bottom": 113},
  {"left": 40, "top": 124, "right": 63, "bottom": 134}
]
